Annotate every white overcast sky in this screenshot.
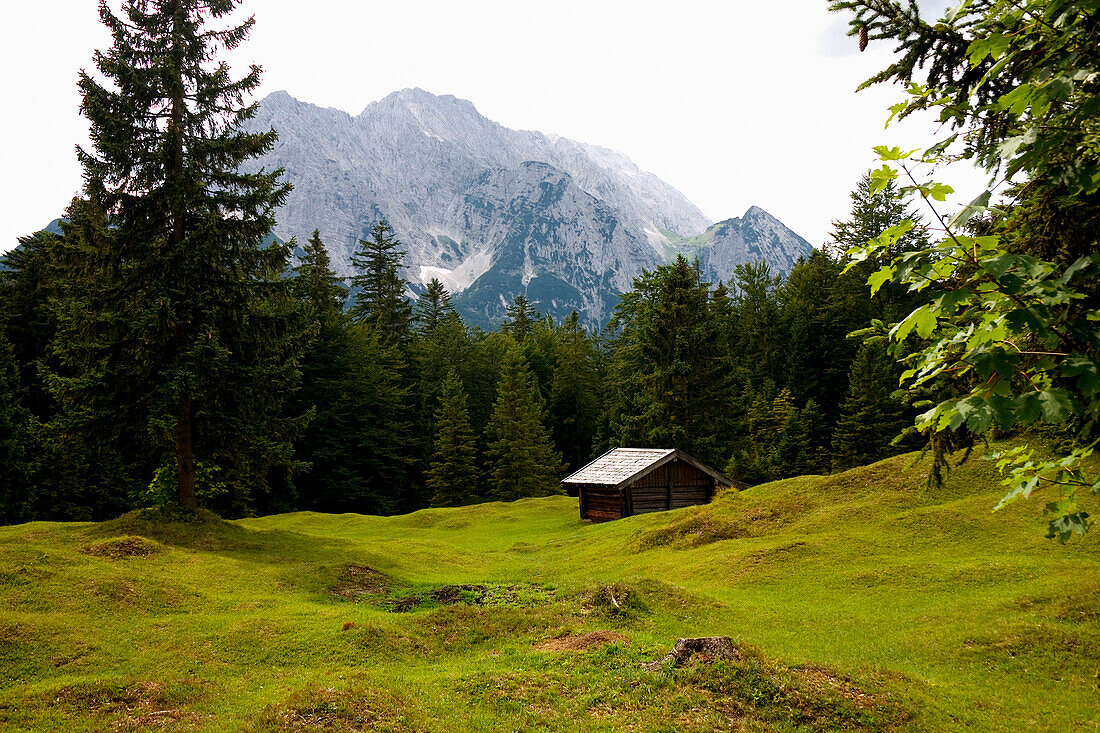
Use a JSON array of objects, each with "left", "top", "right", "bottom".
[{"left": 0, "top": 0, "right": 978, "bottom": 254}]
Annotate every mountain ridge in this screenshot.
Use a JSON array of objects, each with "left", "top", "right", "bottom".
[{"left": 245, "top": 89, "right": 813, "bottom": 326}]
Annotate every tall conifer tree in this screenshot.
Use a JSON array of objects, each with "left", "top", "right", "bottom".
[
  {"left": 415, "top": 278, "right": 453, "bottom": 335},
  {"left": 296, "top": 323, "right": 412, "bottom": 514},
  {"left": 832, "top": 341, "right": 909, "bottom": 471},
  {"left": 0, "top": 329, "right": 33, "bottom": 524},
  {"left": 350, "top": 220, "right": 412, "bottom": 348},
  {"left": 294, "top": 230, "right": 347, "bottom": 318},
  {"left": 606, "top": 256, "right": 732, "bottom": 467},
  {"left": 426, "top": 371, "right": 480, "bottom": 507},
  {"left": 69, "top": 0, "right": 302, "bottom": 510},
  {"left": 486, "top": 347, "right": 564, "bottom": 501},
  {"left": 503, "top": 294, "right": 537, "bottom": 342},
  {"left": 549, "top": 311, "right": 602, "bottom": 472}
]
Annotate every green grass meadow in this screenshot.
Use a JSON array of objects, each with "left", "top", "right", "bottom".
[{"left": 1, "top": 448, "right": 1098, "bottom": 731}]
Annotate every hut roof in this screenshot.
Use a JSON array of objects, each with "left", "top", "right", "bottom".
[{"left": 562, "top": 448, "right": 733, "bottom": 490}]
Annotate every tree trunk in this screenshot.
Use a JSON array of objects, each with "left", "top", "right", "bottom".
[{"left": 177, "top": 398, "right": 197, "bottom": 509}]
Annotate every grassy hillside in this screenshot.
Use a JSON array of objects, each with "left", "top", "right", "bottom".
[{"left": 1, "top": 447, "right": 1098, "bottom": 731}]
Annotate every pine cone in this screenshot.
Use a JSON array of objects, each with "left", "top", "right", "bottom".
[{"left": 858, "top": 24, "right": 869, "bottom": 52}]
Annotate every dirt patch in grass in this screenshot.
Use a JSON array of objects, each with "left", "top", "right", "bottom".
[
  {"left": 414, "top": 604, "right": 562, "bottom": 653},
  {"left": 260, "top": 686, "right": 420, "bottom": 731},
  {"left": 330, "top": 564, "right": 391, "bottom": 601},
  {"left": 388, "top": 595, "right": 422, "bottom": 612},
  {"left": 428, "top": 584, "right": 488, "bottom": 605},
  {"left": 534, "top": 630, "right": 627, "bottom": 651},
  {"left": 386, "top": 583, "right": 555, "bottom": 613},
  {"left": 462, "top": 644, "right": 912, "bottom": 731},
  {"left": 682, "top": 649, "right": 913, "bottom": 731},
  {"left": 81, "top": 535, "right": 163, "bottom": 559}
]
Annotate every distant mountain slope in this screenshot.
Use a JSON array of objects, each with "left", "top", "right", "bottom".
[
  {"left": 245, "top": 89, "right": 813, "bottom": 326},
  {"left": 667, "top": 206, "right": 815, "bottom": 285}
]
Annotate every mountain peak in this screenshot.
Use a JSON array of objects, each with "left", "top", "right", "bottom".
[
  {"left": 244, "top": 90, "right": 809, "bottom": 326},
  {"left": 365, "top": 87, "right": 481, "bottom": 117}
]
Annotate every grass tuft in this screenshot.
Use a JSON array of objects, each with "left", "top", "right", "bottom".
[{"left": 259, "top": 686, "right": 421, "bottom": 732}]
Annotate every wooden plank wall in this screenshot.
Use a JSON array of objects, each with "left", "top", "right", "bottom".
[
  {"left": 577, "top": 460, "right": 716, "bottom": 521},
  {"left": 579, "top": 485, "right": 623, "bottom": 521},
  {"left": 627, "top": 461, "right": 713, "bottom": 514}
]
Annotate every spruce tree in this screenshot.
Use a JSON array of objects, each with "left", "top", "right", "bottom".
[
  {"left": 350, "top": 220, "right": 412, "bottom": 348},
  {"left": 731, "top": 261, "right": 785, "bottom": 391},
  {"left": 486, "top": 347, "right": 564, "bottom": 501},
  {"left": 605, "top": 256, "right": 733, "bottom": 467},
  {"left": 829, "top": 173, "right": 929, "bottom": 325},
  {"left": 46, "top": 196, "right": 160, "bottom": 518},
  {"left": 0, "top": 230, "right": 61, "bottom": 421},
  {"left": 832, "top": 341, "right": 908, "bottom": 471},
  {"left": 0, "top": 329, "right": 33, "bottom": 524},
  {"left": 426, "top": 371, "right": 481, "bottom": 507},
  {"left": 66, "top": 0, "right": 303, "bottom": 511},
  {"left": 296, "top": 323, "right": 412, "bottom": 514},
  {"left": 549, "top": 311, "right": 602, "bottom": 472},
  {"left": 415, "top": 277, "right": 454, "bottom": 335},
  {"left": 294, "top": 230, "right": 347, "bottom": 318},
  {"left": 780, "top": 251, "right": 855, "bottom": 420},
  {"left": 827, "top": 174, "right": 926, "bottom": 260},
  {"left": 503, "top": 294, "right": 537, "bottom": 342}
]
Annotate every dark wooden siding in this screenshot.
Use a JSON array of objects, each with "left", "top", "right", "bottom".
[
  {"left": 578, "top": 485, "right": 623, "bottom": 521},
  {"left": 626, "top": 460, "right": 713, "bottom": 514},
  {"left": 577, "top": 459, "right": 717, "bottom": 521}
]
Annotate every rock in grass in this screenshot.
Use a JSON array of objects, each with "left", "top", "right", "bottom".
[{"left": 643, "top": 636, "right": 742, "bottom": 670}]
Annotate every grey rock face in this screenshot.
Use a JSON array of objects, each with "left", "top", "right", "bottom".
[
  {"left": 694, "top": 206, "right": 815, "bottom": 285},
  {"left": 246, "top": 89, "right": 812, "bottom": 327}
]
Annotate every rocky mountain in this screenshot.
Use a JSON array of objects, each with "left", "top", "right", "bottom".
[{"left": 245, "top": 89, "right": 812, "bottom": 327}]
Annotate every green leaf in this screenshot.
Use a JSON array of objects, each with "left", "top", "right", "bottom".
[
  {"left": 997, "top": 84, "right": 1036, "bottom": 117},
  {"left": 1057, "top": 254, "right": 1100, "bottom": 286},
  {"left": 867, "top": 266, "right": 895, "bottom": 296},
  {"left": 1015, "top": 392, "right": 1041, "bottom": 423},
  {"left": 891, "top": 304, "right": 937, "bottom": 341},
  {"left": 958, "top": 396, "right": 994, "bottom": 434},
  {"left": 967, "top": 33, "right": 1011, "bottom": 66},
  {"left": 937, "top": 289, "right": 971, "bottom": 315},
  {"left": 1046, "top": 512, "right": 1091, "bottom": 543},
  {"left": 980, "top": 254, "right": 1018, "bottom": 278},
  {"left": 926, "top": 182, "right": 954, "bottom": 201},
  {"left": 987, "top": 394, "right": 1015, "bottom": 430},
  {"left": 947, "top": 190, "right": 991, "bottom": 230},
  {"left": 922, "top": 133, "right": 959, "bottom": 159},
  {"left": 868, "top": 165, "right": 898, "bottom": 195},
  {"left": 873, "top": 145, "right": 920, "bottom": 161},
  {"left": 1037, "top": 389, "right": 1075, "bottom": 424},
  {"left": 971, "top": 349, "right": 1015, "bottom": 380},
  {"left": 1062, "top": 356, "right": 1100, "bottom": 396}
]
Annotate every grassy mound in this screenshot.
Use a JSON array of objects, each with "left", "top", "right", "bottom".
[
  {"left": 1, "top": 444, "right": 1098, "bottom": 730},
  {"left": 80, "top": 536, "right": 163, "bottom": 559}
]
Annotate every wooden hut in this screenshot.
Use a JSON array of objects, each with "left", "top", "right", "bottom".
[{"left": 563, "top": 448, "right": 735, "bottom": 522}]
